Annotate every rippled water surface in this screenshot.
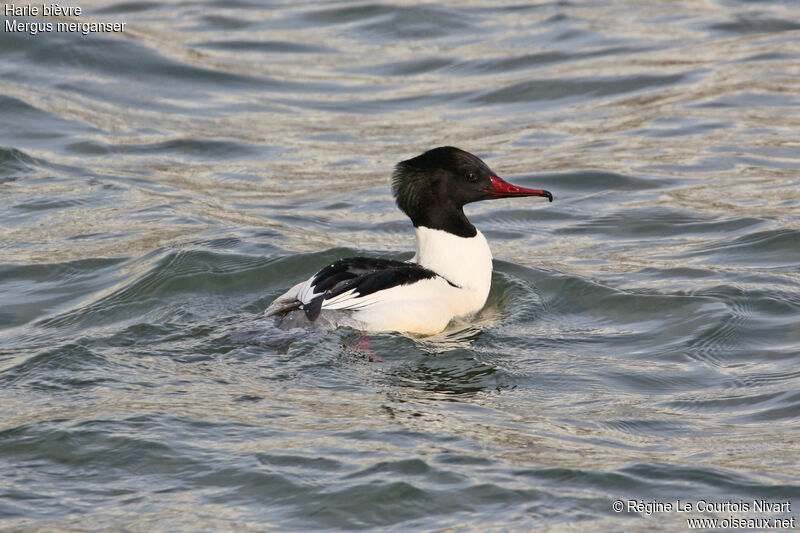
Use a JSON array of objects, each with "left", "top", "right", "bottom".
[{"left": 2, "top": 1, "right": 800, "bottom": 531}]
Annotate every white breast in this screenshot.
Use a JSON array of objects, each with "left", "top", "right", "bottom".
[{"left": 411, "top": 225, "right": 493, "bottom": 317}]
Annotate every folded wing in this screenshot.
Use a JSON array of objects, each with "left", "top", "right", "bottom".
[{"left": 266, "top": 256, "right": 442, "bottom": 322}]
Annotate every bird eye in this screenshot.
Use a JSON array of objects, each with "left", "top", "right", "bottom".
[{"left": 466, "top": 171, "right": 477, "bottom": 182}]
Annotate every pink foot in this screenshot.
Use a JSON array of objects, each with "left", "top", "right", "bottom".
[{"left": 355, "top": 336, "right": 383, "bottom": 362}]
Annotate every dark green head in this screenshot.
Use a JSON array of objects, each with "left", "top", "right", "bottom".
[{"left": 392, "top": 146, "right": 552, "bottom": 237}]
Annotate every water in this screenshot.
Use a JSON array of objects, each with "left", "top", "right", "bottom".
[{"left": 1, "top": 1, "right": 799, "bottom": 530}]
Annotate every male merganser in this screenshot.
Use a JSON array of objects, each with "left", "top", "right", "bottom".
[{"left": 265, "top": 146, "right": 552, "bottom": 335}]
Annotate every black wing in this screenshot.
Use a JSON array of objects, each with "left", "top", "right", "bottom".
[{"left": 303, "top": 257, "right": 442, "bottom": 321}]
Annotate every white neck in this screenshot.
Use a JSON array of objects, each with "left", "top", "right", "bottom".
[{"left": 411, "top": 226, "right": 493, "bottom": 295}]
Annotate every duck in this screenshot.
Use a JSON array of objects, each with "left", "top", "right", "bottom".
[{"left": 265, "top": 146, "right": 552, "bottom": 335}]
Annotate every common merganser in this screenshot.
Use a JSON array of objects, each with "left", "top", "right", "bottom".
[{"left": 265, "top": 146, "right": 552, "bottom": 335}]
